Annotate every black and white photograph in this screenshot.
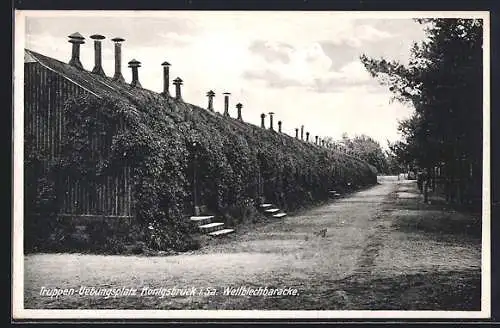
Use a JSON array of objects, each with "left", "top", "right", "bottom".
[{"left": 12, "top": 10, "right": 490, "bottom": 319}]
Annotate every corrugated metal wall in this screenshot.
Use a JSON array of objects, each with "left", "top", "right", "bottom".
[
  {"left": 24, "top": 62, "right": 133, "bottom": 217},
  {"left": 60, "top": 167, "right": 132, "bottom": 217},
  {"left": 24, "top": 62, "right": 83, "bottom": 158}
]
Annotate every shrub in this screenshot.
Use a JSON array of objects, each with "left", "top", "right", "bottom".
[{"left": 24, "top": 90, "right": 377, "bottom": 253}]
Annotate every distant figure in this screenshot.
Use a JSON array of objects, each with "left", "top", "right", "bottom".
[
  {"left": 417, "top": 170, "right": 424, "bottom": 193},
  {"left": 422, "top": 168, "right": 431, "bottom": 203},
  {"left": 407, "top": 171, "right": 416, "bottom": 180}
]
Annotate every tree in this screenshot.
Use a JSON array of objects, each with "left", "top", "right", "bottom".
[
  {"left": 361, "top": 18, "right": 483, "bottom": 205},
  {"left": 340, "top": 134, "right": 389, "bottom": 174},
  {"left": 386, "top": 140, "right": 411, "bottom": 174}
]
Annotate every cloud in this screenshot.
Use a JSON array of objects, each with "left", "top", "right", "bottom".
[
  {"left": 22, "top": 13, "right": 425, "bottom": 146},
  {"left": 157, "top": 31, "right": 196, "bottom": 47},
  {"left": 243, "top": 42, "right": 333, "bottom": 87},
  {"left": 25, "top": 32, "right": 64, "bottom": 54},
  {"left": 312, "top": 78, "right": 380, "bottom": 94},
  {"left": 323, "top": 24, "right": 395, "bottom": 48},
  {"left": 319, "top": 41, "right": 362, "bottom": 71},
  {"left": 243, "top": 48, "right": 377, "bottom": 94},
  {"left": 242, "top": 69, "right": 303, "bottom": 88},
  {"left": 350, "top": 24, "right": 394, "bottom": 45},
  {"left": 317, "top": 25, "right": 396, "bottom": 71},
  {"left": 322, "top": 19, "right": 427, "bottom": 66},
  {"left": 248, "top": 40, "right": 293, "bottom": 63},
  {"left": 310, "top": 60, "right": 380, "bottom": 93}
]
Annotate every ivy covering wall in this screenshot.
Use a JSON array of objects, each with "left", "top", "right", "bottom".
[{"left": 25, "top": 90, "right": 377, "bottom": 253}]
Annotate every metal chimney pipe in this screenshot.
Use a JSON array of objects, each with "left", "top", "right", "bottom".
[
  {"left": 128, "top": 59, "right": 142, "bottom": 88},
  {"left": 315, "top": 136, "right": 319, "bottom": 145},
  {"left": 236, "top": 103, "right": 243, "bottom": 121},
  {"left": 223, "top": 92, "right": 231, "bottom": 117},
  {"left": 173, "top": 77, "right": 183, "bottom": 100},
  {"left": 278, "top": 121, "right": 282, "bottom": 133},
  {"left": 111, "top": 37, "right": 125, "bottom": 82},
  {"left": 268, "top": 112, "right": 274, "bottom": 130},
  {"left": 295, "top": 128, "right": 299, "bottom": 139},
  {"left": 68, "top": 32, "right": 85, "bottom": 69},
  {"left": 90, "top": 34, "right": 106, "bottom": 76},
  {"left": 300, "top": 125, "right": 304, "bottom": 140},
  {"left": 206, "top": 90, "right": 215, "bottom": 111},
  {"left": 260, "top": 113, "right": 266, "bottom": 128},
  {"left": 161, "top": 61, "right": 171, "bottom": 96},
  {"left": 306, "top": 132, "right": 310, "bottom": 142}
]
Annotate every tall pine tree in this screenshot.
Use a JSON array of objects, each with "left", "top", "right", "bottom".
[{"left": 361, "top": 19, "right": 483, "bottom": 205}]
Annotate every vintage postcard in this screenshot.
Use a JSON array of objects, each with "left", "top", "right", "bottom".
[{"left": 12, "top": 10, "right": 491, "bottom": 320}]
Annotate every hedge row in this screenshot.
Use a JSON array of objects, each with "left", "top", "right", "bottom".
[{"left": 25, "top": 90, "right": 377, "bottom": 253}]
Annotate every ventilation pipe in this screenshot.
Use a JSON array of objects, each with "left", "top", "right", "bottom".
[
  {"left": 206, "top": 90, "right": 215, "bottom": 111},
  {"left": 161, "top": 61, "right": 171, "bottom": 96},
  {"left": 128, "top": 59, "right": 142, "bottom": 88},
  {"left": 223, "top": 92, "right": 231, "bottom": 117},
  {"left": 90, "top": 34, "right": 106, "bottom": 76},
  {"left": 111, "top": 37, "right": 125, "bottom": 82},
  {"left": 68, "top": 32, "right": 85, "bottom": 69},
  {"left": 268, "top": 112, "right": 274, "bottom": 130},
  {"left": 173, "top": 77, "right": 183, "bottom": 100},
  {"left": 236, "top": 103, "right": 243, "bottom": 121}
]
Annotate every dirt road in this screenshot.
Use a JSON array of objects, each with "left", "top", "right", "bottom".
[{"left": 24, "top": 177, "right": 481, "bottom": 310}]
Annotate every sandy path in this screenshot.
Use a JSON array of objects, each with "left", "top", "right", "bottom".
[{"left": 24, "top": 178, "right": 481, "bottom": 310}]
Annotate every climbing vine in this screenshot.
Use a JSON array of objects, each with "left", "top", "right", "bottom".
[{"left": 25, "top": 90, "right": 377, "bottom": 253}]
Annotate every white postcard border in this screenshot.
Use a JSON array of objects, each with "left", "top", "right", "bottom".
[{"left": 12, "top": 9, "right": 491, "bottom": 320}]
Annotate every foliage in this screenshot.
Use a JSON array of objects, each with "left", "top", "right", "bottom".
[
  {"left": 25, "top": 87, "right": 377, "bottom": 253},
  {"left": 339, "top": 134, "right": 390, "bottom": 174},
  {"left": 361, "top": 18, "right": 483, "bottom": 203},
  {"left": 385, "top": 141, "right": 407, "bottom": 174}
]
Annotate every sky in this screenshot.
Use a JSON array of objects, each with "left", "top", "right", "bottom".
[{"left": 22, "top": 11, "right": 428, "bottom": 148}]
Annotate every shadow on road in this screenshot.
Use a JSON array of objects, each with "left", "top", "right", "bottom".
[{"left": 23, "top": 177, "right": 483, "bottom": 311}]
